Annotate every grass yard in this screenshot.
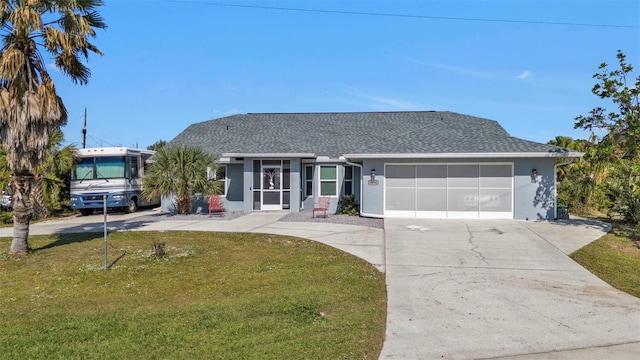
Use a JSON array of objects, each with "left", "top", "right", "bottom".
[
  {"left": 571, "top": 224, "right": 640, "bottom": 298},
  {"left": 0, "top": 231, "right": 387, "bottom": 359}
]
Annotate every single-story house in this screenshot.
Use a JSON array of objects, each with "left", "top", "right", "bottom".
[{"left": 166, "top": 111, "right": 582, "bottom": 220}]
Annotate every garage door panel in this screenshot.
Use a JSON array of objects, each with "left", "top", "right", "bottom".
[
  {"left": 448, "top": 189, "right": 480, "bottom": 212},
  {"left": 479, "top": 189, "right": 512, "bottom": 212},
  {"left": 417, "top": 165, "right": 447, "bottom": 187},
  {"left": 480, "top": 164, "right": 512, "bottom": 188},
  {"left": 385, "top": 188, "right": 416, "bottom": 211},
  {"left": 386, "top": 165, "right": 415, "bottom": 187},
  {"left": 448, "top": 165, "right": 479, "bottom": 187},
  {"left": 417, "top": 189, "right": 447, "bottom": 211}
]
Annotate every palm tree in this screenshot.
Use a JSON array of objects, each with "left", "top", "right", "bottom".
[
  {"left": 33, "top": 128, "right": 76, "bottom": 215},
  {"left": 0, "top": 1, "right": 105, "bottom": 255},
  {"left": 141, "top": 145, "right": 222, "bottom": 215}
]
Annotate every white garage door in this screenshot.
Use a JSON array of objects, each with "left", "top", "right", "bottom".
[{"left": 384, "top": 164, "right": 513, "bottom": 219}]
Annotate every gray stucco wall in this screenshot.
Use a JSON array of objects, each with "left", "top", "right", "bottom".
[
  {"left": 513, "top": 159, "right": 556, "bottom": 220},
  {"left": 243, "top": 159, "right": 254, "bottom": 213},
  {"left": 289, "top": 159, "right": 301, "bottom": 213},
  {"left": 360, "top": 157, "right": 557, "bottom": 220},
  {"left": 361, "top": 160, "right": 385, "bottom": 217},
  {"left": 221, "top": 163, "right": 244, "bottom": 212}
]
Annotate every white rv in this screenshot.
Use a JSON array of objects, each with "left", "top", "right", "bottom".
[{"left": 70, "top": 147, "right": 159, "bottom": 215}]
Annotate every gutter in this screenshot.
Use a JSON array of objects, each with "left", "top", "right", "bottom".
[
  {"left": 343, "top": 151, "right": 585, "bottom": 159},
  {"left": 342, "top": 158, "right": 383, "bottom": 219}
]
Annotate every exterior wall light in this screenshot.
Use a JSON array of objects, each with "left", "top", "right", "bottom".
[{"left": 368, "top": 168, "right": 379, "bottom": 186}]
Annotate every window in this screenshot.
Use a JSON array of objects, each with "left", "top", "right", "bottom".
[
  {"left": 320, "top": 165, "right": 337, "bottom": 196},
  {"left": 304, "top": 165, "right": 314, "bottom": 196},
  {"left": 72, "top": 158, "right": 94, "bottom": 180},
  {"left": 95, "top": 156, "right": 125, "bottom": 179},
  {"left": 216, "top": 165, "right": 227, "bottom": 196},
  {"left": 344, "top": 166, "right": 354, "bottom": 195},
  {"left": 126, "top": 156, "right": 139, "bottom": 179}
]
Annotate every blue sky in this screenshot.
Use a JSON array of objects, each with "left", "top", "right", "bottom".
[{"left": 51, "top": 0, "right": 640, "bottom": 149}]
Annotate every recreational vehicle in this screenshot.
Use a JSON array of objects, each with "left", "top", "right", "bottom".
[{"left": 70, "top": 147, "right": 159, "bottom": 215}]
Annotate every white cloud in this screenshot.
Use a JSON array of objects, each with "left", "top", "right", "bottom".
[
  {"left": 409, "top": 59, "right": 496, "bottom": 79},
  {"left": 517, "top": 70, "right": 531, "bottom": 80},
  {"left": 344, "top": 87, "right": 425, "bottom": 111},
  {"left": 46, "top": 63, "right": 60, "bottom": 72}
]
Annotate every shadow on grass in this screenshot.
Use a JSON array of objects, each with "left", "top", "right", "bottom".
[{"left": 32, "top": 219, "right": 155, "bottom": 252}]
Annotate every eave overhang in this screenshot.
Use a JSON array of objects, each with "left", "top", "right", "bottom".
[
  {"left": 221, "top": 153, "right": 316, "bottom": 159},
  {"left": 342, "top": 151, "right": 585, "bottom": 159}
]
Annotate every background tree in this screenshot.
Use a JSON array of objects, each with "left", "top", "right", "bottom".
[
  {"left": 141, "top": 145, "right": 222, "bottom": 214},
  {"left": 147, "top": 139, "right": 167, "bottom": 151},
  {"left": 33, "top": 128, "right": 77, "bottom": 214},
  {"left": 0, "top": 0, "right": 105, "bottom": 255},
  {"left": 574, "top": 50, "right": 640, "bottom": 223}
]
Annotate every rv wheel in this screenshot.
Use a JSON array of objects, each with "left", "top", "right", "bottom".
[
  {"left": 80, "top": 209, "right": 93, "bottom": 216},
  {"left": 125, "top": 198, "right": 138, "bottom": 213}
]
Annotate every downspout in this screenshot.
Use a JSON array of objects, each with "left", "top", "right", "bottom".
[
  {"left": 554, "top": 157, "right": 575, "bottom": 219},
  {"left": 343, "top": 159, "right": 382, "bottom": 218}
]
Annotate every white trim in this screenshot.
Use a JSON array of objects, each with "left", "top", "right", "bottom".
[
  {"left": 222, "top": 152, "right": 315, "bottom": 158},
  {"left": 318, "top": 165, "right": 339, "bottom": 197},
  {"left": 344, "top": 160, "right": 365, "bottom": 217},
  {"left": 261, "top": 164, "right": 283, "bottom": 211},
  {"left": 345, "top": 152, "right": 584, "bottom": 159},
  {"left": 343, "top": 165, "right": 354, "bottom": 196},
  {"left": 218, "top": 165, "right": 228, "bottom": 197},
  {"left": 303, "top": 164, "right": 314, "bottom": 198},
  {"left": 315, "top": 157, "right": 347, "bottom": 163}
]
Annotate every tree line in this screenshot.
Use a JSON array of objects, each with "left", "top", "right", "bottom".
[{"left": 556, "top": 51, "right": 639, "bottom": 224}]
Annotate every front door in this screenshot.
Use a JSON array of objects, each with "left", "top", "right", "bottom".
[{"left": 261, "top": 165, "right": 282, "bottom": 210}]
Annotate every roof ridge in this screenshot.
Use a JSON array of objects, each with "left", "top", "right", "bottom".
[{"left": 245, "top": 111, "right": 441, "bottom": 115}]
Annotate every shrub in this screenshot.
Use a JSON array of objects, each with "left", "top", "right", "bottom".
[
  {"left": 0, "top": 211, "right": 12, "bottom": 224},
  {"left": 151, "top": 241, "right": 167, "bottom": 259},
  {"left": 338, "top": 194, "right": 359, "bottom": 216}
]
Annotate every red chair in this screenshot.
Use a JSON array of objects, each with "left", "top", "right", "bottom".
[
  {"left": 208, "top": 194, "right": 224, "bottom": 217},
  {"left": 312, "top": 196, "right": 331, "bottom": 218}
]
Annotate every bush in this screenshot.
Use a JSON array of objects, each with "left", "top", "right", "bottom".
[
  {"left": 151, "top": 241, "right": 167, "bottom": 259},
  {"left": 0, "top": 211, "right": 12, "bottom": 224},
  {"left": 338, "top": 194, "right": 359, "bottom": 216}
]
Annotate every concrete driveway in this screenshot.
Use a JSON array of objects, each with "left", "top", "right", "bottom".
[{"left": 380, "top": 218, "right": 640, "bottom": 359}]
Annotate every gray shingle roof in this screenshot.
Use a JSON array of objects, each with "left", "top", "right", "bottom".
[{"left": 169, "top": 111, "right": 565, "bottom": 158}]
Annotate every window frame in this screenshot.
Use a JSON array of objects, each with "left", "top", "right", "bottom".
[
  {"left": 319, "top": 165, "right": 338, "bottom": 197},
  {"left": 304, "top": 165, "right": 314, "bottom": 197},
  {"left": 217, "top": 165, "right": 228, "bottom": 196},
  {"left": 343, "top": 166, "right": 354, "bottom": 196}
]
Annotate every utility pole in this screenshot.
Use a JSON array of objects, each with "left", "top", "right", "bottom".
[{"left": 82, "top": 107, "right": 87, "bottom": 149}]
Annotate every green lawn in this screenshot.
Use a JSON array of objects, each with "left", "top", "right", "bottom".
[
  {"left": 571, "top": 224, "right": 640, "bottom": 298},
  {"left": 0, "top": 231, "right": 387, "bottom": 359}
]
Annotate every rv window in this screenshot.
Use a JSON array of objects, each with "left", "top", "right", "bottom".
[
  {"left": 73, "top": 158, "right": 94, "bottom": 180},
  {"left": 95, "top": 156, "right": 125, "bottom": 179}
]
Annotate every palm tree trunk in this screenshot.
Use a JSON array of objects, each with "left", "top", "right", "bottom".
[{"left": 9, "top": 174, "right": 33, "bottom": 255}]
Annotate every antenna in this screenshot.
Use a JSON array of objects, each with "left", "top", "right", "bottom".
[{"left": 82, "top": 107, "right": 87, "bottom": 149}]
